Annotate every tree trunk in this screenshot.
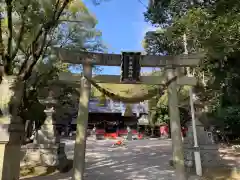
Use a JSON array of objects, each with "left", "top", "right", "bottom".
[{"left": 0, "top": 75, "right": 25, "bottom": 180}]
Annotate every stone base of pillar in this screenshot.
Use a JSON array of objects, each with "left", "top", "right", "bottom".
[
  {"left": 127, "top": 132, "right": 133, "bottom": 141},
  {"left": 56, "top": 143, "right": 73, "bottom": 173},
  {"left": 183, "top": 120, "right": 220, "bottom": 170},
  {"left": 21, "top": 142, "right": 72, "bottom": 173},
  {"left": 21, "top": 121, "right": 69, "bottom": 169},
  {"left": 21, "top": 143, "right": 59, "bottom": 167},
  {"left": 2, "top": 143, "right": 23, "bottom": 179},
  {"left": 0, "top": 123, "right": 24, "bottom": 180},
  {"left": 39, "top": 144, "right": 59, "bottom": 166}
]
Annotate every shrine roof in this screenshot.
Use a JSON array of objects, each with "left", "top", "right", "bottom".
[{"left": 88, "top": 98, "right": 148, "bottom": 115}]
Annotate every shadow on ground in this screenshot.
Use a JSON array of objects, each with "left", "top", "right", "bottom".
[
  {"left": 20, "top": 139, "right": 240, "bottom": 180},
  {"left": 21, "top": 139, "right": 176, "bottom": 180}
]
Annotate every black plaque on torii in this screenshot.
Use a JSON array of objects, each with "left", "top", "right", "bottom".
[{"left": 120, "top": 52, "right": 141, "bottom": 83}]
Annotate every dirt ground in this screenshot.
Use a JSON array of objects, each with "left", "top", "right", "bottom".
[{"left": 20, "top": 139, "right": 240, "bottom": 180}]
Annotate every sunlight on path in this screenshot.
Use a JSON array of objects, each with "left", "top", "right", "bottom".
[{"left": 21, "top": 139, "right": 175, "bottom": 180}]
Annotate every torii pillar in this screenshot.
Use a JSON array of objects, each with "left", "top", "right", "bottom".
[
  {"left": 166, "top": 67, "right": 186, "bottom": 180},
  {"left": 54, "top": 48, "right": 202, "bottom": 180},
  {"left": 72, "top": 62, "right": 92, "bottom": 180}
]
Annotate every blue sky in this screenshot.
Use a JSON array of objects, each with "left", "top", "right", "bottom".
[{"left": 84, "top": 0, "right": 156, "bottom": 75}]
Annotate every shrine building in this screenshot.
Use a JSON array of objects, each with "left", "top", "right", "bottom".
[{"left": 71, "top": 98, "right": 149, "bottom": 139}]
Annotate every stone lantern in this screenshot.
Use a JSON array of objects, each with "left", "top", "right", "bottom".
[
  {"left": 37, "top": 90, "right": 59, "bottom": 166},
  {"left": 123, "top": 104, "right": 133, "bottom": 140},
  {"left": 38, "top": 91, "right": 58, "bottom": 143},
  {"left": 123, "top": 104, "right": 133, "bottom": 117}
]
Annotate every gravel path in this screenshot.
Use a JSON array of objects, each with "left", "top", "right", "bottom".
[{"left": 22, "top": 139, "right": 176, "bottom": 180}]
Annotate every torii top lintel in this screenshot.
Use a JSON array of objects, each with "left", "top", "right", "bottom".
[{"left": 54, "top": 48, "right": 203, "bottom": 67}]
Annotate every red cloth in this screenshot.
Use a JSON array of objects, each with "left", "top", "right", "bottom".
[
  {"left": 181, "top": 127, "right": 188, "bottom": 137},
  {"left": 160, "top": 125, "right": 169, "bottom": 136},
  {"left": 132, "top": 130, "right": 138, "bottom": 134},
  {"left": 118, "top": 129, "right": 128, "bottom": 135},
  {"left": 96, "top": 129, "right": 105, "bottom": 134},
  {"left": 138, "top": 134, "right": 143, "bottom": 139},
  {"left": 116, "top": 140, "right": 122, "bottom": 145},
  {"left": 104, "top": 133, "right": 117, "bottom": 138}
]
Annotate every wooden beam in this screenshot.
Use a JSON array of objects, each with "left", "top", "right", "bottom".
[
  {"left": 54, "top": 48, "right": 203, "bottom": 67},
  {"left": 59, "top": 73, "right": 197, "bottom": 85}
]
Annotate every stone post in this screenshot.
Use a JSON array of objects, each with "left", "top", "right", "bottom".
[
  {"left": 0, "top": 122, "right": 24, "bottom": 180},
  {"left": 37, "top": 90, "right": 59, "bottom": 166},
  {"left": 0, "top": 76, "right": 25, "bottom": 180},
  {"left": 183, "top": 121, "right": 195, "bottom": 169},
  {"left": 184, "top": 117, "right": 220, "bottom": 169},
  {"left": 166, "top": 67, "right": 187, "bottom": 180},
  {"left": 127, "top": 126, "right": 133, "bottom": 141},
  {"left": 73, "top": 64, "right": 92, "bottom": 180}
]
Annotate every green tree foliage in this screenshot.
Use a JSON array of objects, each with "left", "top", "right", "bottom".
[
  {"left": 146, "top": 70, "right": 190, "bottom": 127},
  {"left": 213, "top": 105, "right": 240, "bottom": 135},
  {"left": 53, "top": 85, "right": 79, "bottom": 131},
  {"left": 143, "top": 29, "right": 184, "bottom": 55},
  {"left": 144, "top": 0, "right": 240, "bottom": 135},
  {"left": 0, "top": 0, "right": 105, "bottom": 136}
]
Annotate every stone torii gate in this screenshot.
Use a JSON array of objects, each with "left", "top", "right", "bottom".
[{"left": 55, "top": 48, "right": 202, "bottom": 180}]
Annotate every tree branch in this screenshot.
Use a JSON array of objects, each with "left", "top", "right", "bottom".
[
  {"left": 11, "top": 0, "right": 30, "bottom": 60},
  {"left": 5, "top": 0, "right": 13, "bottom": 74},
  {"left": 26, "top": 0, "right": 65, "bottom": 53},
  {"left": 0, "top": 12, "right": 5, "bottom": 82},
  {"left": 0, "top": 12, "right": 4, "bottom": 63},
  {"left": 22, "top": 30, "right": 48, "bottom": 80},
  {"left": 58, "top": 0, "right": 70, "bottom": 17},
  {"left": 24, "top": 26, "right": 56, "bottom": 81},
  {"left": 18, "top": 54, "right": 30, "bottom": 76},
  {"left": 42, "top": 31, "right": 55, "bottom": 56},
  {"left": 60, "top": 28, "right": 75, "bottom": 48},
  {"left": 55, "top": 0, "right": 61, "bottom": 14},
  {"left": 19, "top": 0, "right": 71, "bottom": 79}
]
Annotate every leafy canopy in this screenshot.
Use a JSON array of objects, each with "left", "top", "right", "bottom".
[{"left": 144, "top": 0, "right": 240, "bottom": 132}]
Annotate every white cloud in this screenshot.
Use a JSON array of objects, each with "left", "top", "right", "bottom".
[
  {"left": 142, "top": 24, "right": 157, "bottom": 36},
  {"left": 136, "top": 23, "right": 156, "bottom": 52}
]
